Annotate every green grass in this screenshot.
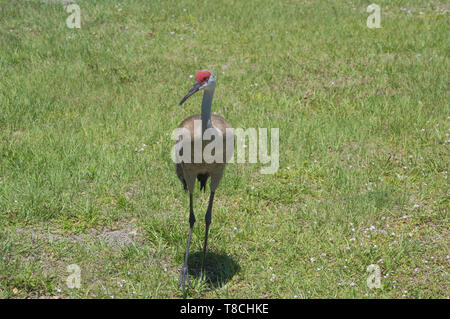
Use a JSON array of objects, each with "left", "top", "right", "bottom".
[{"left": 0, "top": 0, "right": 448, "bottom": 298}]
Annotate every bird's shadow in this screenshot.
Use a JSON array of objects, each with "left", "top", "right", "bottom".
[{"left": 187, "top": 251, "right": 240, "bottom": 290}]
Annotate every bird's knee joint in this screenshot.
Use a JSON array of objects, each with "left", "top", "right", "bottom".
[{"left": 189, "top": 216, "right": 196, "bottom": 228}]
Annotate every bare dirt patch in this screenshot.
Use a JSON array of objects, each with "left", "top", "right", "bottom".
[{"left": 15, "top": 225, "right": 143, "bottom": 247}]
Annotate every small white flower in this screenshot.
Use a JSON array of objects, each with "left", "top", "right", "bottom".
[{"left": 350, "top": 237, "right": 356, "bottom": 242}]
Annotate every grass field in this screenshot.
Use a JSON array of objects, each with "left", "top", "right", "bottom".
[{"left": 0, "top": 0, "right": 448, "bottom": 298}]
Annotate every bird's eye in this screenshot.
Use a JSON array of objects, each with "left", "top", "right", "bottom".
[{"left": 203, "top": 77, "right": 209, "bottom": 82}]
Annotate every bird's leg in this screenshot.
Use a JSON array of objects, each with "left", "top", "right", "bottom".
[
  {"left": 201, "top": 191, "right": 215, "bottom": 280},
  {"left": 179, "top": 193, "right": 195, "bottom": 293}
]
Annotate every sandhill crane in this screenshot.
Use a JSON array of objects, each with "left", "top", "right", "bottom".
[{"left": 175, "top": 70, "right": 233, "bottom": 293}]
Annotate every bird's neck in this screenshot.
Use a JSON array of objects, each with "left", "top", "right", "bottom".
[{"left": 201, "top": 86, "right": 215, "bottom": 134}]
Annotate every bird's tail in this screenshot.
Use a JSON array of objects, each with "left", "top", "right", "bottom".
[{"left": 197, "top": 174, "right": 209, "bottom": 192}]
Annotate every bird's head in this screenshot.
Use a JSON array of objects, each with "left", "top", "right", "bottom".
[{"left": 179, "top": 70, "right": 216, "bottom": 105}]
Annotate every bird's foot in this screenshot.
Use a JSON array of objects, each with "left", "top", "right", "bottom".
[
  {"left": 201, "top": 265, "right": 206, "bottom": 281},
  {"left": 178, "top": 265, "right": 192, "bottom": 293}
]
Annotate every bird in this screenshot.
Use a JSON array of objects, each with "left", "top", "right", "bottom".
[{"left": 175, "top": 70, "right": 233, "bottom": 293}]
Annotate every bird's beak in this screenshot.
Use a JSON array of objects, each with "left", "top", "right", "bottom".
[{"left": 179, "top": 81, "right": 202, "bottom": 106}]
